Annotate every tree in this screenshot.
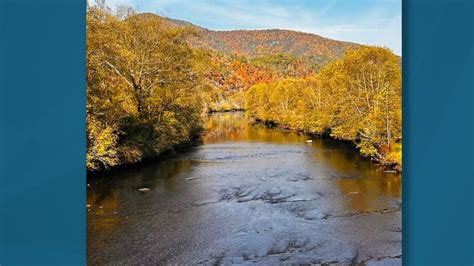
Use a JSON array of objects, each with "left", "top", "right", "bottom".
[
  {"left": 245, "top": 46, "right": 402, "bottom": 165},
  {"left": 86, "top": 5, "right": 206, "bottom": 170}
]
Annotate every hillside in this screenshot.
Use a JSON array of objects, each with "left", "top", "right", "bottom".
[
  {"left": 137, "top": 13, "right": 363, "bottom": 111},
  {"left": 197, "top": 29, "right": 359, "bottom": 61},
  {"left": 148, "top": 14, "right": 360, "bottom": 65}
]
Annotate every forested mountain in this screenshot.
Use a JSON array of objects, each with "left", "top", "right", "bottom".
[
  {"left": 146, "top": 13, "right": 363, "bottom": 112},
  {"left": 150, "top": 13, "right": 359, "bottom": 68},
  {"left": 197, "top": 29, "right": 358, "bottom": 63}
]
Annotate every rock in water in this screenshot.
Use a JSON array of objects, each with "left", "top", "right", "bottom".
[
  {"left": 138, "top": 188, "right": 150, "bottom": 192},
  {"left": 384, "top": 170, "right": 397, "bottom": 173}
]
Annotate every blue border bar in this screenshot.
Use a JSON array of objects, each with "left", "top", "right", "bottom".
[
  {"left": 403, "top": 0, "right": 473, "bottom": 265},
  {"left": 0, "top": 0, "right": 86, "bottom": 264}
]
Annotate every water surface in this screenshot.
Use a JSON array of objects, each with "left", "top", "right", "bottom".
[{"left": 87, "top": 112, "right": 401, "bottom": 265}]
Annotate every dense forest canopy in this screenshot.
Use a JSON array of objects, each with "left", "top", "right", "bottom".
[{"left": 86, "top": 4, "right": 402, "bottom": 171}]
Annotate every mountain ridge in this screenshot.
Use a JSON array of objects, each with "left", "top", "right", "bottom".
[{"left": 145, "top": 13, "right": 361, "bottom": 64}]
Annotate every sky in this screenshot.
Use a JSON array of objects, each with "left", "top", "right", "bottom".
[{"left": 97, "top": 0, "right": 401, "bottom": 55}]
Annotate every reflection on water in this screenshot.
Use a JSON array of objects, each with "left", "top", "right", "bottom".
[
  {"left": 87, "top": 111, "right": 401, "bottom": 264},
  {"left": 203, "top": 112, "right": 401, "bottom": 211},
  {"left": 203, "top": 112, "right": 308, "bottom": 144}
]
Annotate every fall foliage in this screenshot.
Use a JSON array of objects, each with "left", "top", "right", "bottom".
[
  {"left": 245, "top": 47, "right": 402, "bottom": 167},
  {"left": 87, "top": 5, "right": 205, "bottom": 170},
  {"left": 87, "top": 4, "right": 401, "bottom": 171}
]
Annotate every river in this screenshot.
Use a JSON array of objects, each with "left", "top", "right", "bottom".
[{"left": 87, "top": 112, "right": 402, "bottom": 265}]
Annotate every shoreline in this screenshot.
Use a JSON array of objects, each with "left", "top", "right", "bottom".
[
  {"left": 86, "top": 132, "right": 204, "bottom": 179},
  {"left": 207, "top": 108, "right": 245, "bottom": 113},
  {"left": 251, "top": 118, "right": 402, "bottom": 174},
  {"left": 87, "top": 110, "right": 241, "bottom": 177},
  {"left": 88, "top": 111, "right": 400, "bottom": 178}
]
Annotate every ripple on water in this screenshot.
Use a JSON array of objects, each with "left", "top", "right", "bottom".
[{"left": 87, "top": 112, "right": 401, "bottom": 265}]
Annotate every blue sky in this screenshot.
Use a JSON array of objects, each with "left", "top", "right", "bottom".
[{"left": 98, "top": 0, "right": 401, "bottom": 55}]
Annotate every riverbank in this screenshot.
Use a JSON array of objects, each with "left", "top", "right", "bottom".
[
  {"left": 208, "top": 108, "right": 245, "bottom": 113},
  {"left": 251, "top": 117, "right": 402, "bottom": 173},
  {"left": 88, "top": 110, "right": 245, "bottom": 177},
  {"left": 87, "top": 131, "right": 204, "bottom": 178},
  {"left": 244, "top": 47, "right": 401, "bottom": 173},
  {"left": 89, "top": 111, "right": 401, "bottom": 177}
]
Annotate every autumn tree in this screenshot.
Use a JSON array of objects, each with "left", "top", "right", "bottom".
[
  {"left": 328, "top": 47, "right": 401, "bottom": 157},
  {"left": 245, "top": 46, "right": 402, "bottom": 166},
  {"left": 87, "top": 5, "right": 205, "bottom": 170}
]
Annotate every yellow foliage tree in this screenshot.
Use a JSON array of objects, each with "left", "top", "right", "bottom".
[
  {"left": 245, "top": 46, "right": 402, "bottom": 166},
  {"left": 86, "top": 5, "right": 206, "bottom": 170}
]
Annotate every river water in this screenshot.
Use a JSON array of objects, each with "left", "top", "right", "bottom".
[{"left": 87, "top": 112, "right": 401, "bottom": 265}]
